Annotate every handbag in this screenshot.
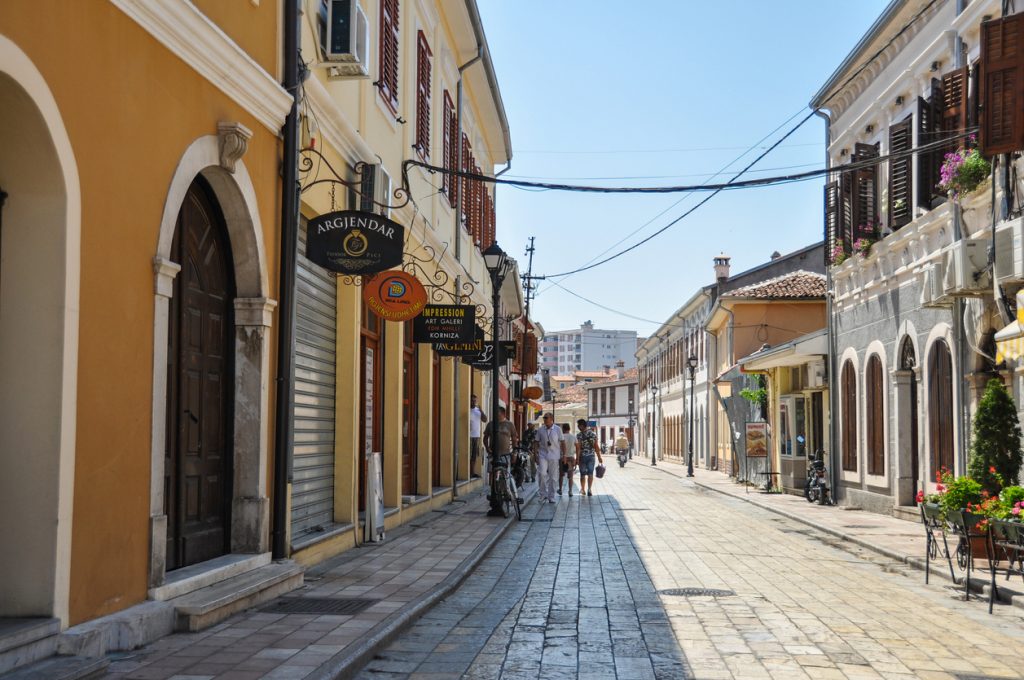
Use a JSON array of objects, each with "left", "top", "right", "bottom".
[{"left": 595, "top": 464, "right": 606, "bottom": 479}]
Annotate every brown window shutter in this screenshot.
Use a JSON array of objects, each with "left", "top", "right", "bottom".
[
  {"left": 852, "top": 143, "right": 878, "bottom": 241},
  {"left": 379, "top": 0, "right": 400, "bottom": 112},
  {"left": 841, "top": 361, "right": 857, "bottom": 472},
  {"left": 888, "top": 116, "right": 913, "bottom": 229},
  {"left": 942, "top": 67, "right": 969, "bottom": 136},
  {"left": 866, "top": 356, "right": 884, "bottom": 476},
  {"left": 824, "top": 182, "right": 839, "bottom": 264},
  {"left": 839, "top": 169, "right": 854, "bottom": 253},
  {"left": 916, "top": 96, "right": 935, "bottom": 209},
  {"left": 442, "top": 92, "right": 454, "bottom": 205},
  {"left": 460, "top": 135, "right": 471, "bottom": 230},
  {"left": 968, "top": 61, "right": 981, "bottom": 130},
  {"left": 415, "top": 32, "right": 431, "bottom": 160},
  {"left": 981, "top": 13, "right": 1024, "bottom": 155}
]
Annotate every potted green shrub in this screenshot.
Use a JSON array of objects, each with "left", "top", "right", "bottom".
[{"left": 967, "top": 379, "right": 1023, "bottom": 495}]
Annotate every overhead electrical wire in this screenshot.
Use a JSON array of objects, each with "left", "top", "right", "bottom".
[{"left": 396, "top": 0, "right": 945, "bottom": 282}]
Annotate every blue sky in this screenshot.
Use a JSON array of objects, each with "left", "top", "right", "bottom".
[{"left": 476, "top": 0, "right": 890, "bottom": 336}]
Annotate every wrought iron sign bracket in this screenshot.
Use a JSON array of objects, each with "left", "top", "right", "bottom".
[{"left": 298, "top": 147, "right": 409, "bottom": 213}]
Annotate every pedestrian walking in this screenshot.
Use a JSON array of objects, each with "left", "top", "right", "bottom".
[
  {"left": 469, "top": 394, "right": 487, "bottom": 478},
  {"left": 558, "top": 423, "right": 578, "bottom": 496},
  {"left": 576, "top": 419, "right": 603, "bottom": 496},
  {"left": 536, "top": 413, "right": 564, "bottom": 503}
]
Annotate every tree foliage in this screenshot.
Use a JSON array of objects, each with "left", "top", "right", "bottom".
[{"left": 968, "top": 379, "right": 1023, "bottom": 494}]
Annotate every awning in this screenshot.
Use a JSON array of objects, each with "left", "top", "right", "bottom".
[
  {"left": 738, "top": 329, "right": 827, "bottom": 371},
  {"left": 996, "top": 320, "right": 1024, "bottom": 363},
  {"left": 995, "top": 291, "right": 1024, "bottom": 363}
]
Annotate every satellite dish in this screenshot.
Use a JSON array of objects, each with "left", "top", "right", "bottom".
[{"left": 521, "top": 385, "right": 543, "bottom": 400}]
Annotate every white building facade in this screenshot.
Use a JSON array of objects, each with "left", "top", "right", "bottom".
[{"left": 540, "top": 321, "right": 638, "bottom": 376}]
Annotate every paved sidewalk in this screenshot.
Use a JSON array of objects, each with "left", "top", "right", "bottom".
[
  {"left": 105, "top": 485, "right": 534, "bottom": 680},
  {"left": 653, "top": 459, "right": 1024, "bottom": 608}
]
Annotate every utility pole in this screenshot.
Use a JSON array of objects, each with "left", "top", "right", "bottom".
[{"left": 522, "top": 237, "right": 538, "bottom": 321}]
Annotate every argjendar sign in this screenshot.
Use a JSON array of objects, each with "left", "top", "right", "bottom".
[
  {"left": 306, "top": 210, "right": 404, "bottom": 274},
  {"left": 413, "top": 305, "right": 475, "bottom": 343}
]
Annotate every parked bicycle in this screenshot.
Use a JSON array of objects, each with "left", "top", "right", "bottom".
[{"left": 491, "top": 453, "right": 522, "bottom": 520}]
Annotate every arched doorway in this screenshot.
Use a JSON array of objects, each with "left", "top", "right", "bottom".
[
  {"left": 0, "top": 43, "right": 80, "bottom": 624},
  {"left": 165, "top": 178, "right": 235, "bottom": 570}
]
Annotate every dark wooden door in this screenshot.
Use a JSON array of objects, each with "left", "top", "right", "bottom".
[
  {"left": 359, "top": 308, "right": 383, "bottom": 511},
  {"left": 432, "top": 352, "right": 441, "bottom": 488},
  {"left": 166, "top": 179, "right": 233, "bottom": 571},
  {"left": 928, "top": 340, "right": 954, "bottom": 475},
  {"left": 402, "top": 321, "right": 417, "bottom": 496}
]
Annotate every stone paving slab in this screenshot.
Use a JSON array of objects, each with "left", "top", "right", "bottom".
[
  {"left": 104, "top": 486, "right": 535, "bottom": 680},
  {"left": 355, "top": 458, "right": 1024, "bottom": 680},
  {"left": 656, "top": 460, "right": 1024, "bottom": 609}
]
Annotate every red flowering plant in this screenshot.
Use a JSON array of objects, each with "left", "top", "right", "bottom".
[{"left": 916, "top": 467, "right": 950, "bottom": 506}]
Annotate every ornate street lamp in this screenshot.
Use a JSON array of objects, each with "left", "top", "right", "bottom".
[
  {"left": 650, "top": 384, "right": 659, "bottom": 467},
  {"left": 686, "top": 353, "right": 698, "bottom": 477},
  {"left": 483, "top": 242, "right": 513, "bottom": 517}
]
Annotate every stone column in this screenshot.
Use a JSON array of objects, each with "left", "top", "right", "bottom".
[
  {"left": 149, "top": 256, "right": 181, "bottom": 588},
  {"left": 231, "top": 297, "right": 277, "bottom": 554}
]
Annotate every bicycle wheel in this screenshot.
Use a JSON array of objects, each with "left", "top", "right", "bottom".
[
  {"left": 512, "top": 480, "right": 522, "bottom": 521},
  {"left": 497, "top": 472, "right": 511, "bottom": 518}
]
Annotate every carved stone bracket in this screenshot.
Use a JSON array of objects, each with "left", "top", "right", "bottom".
[{"left": 218, "top": 121, "right": 253, "bottom": 174}]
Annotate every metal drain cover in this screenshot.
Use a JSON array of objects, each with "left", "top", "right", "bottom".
[
  {"left": 261, "top": 597, "right": 378, "bottom": 615},
  {"left": 659, "top": 588, "right": 735, "bottom": 598}
]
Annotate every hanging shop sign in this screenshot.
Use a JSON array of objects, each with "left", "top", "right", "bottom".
[
  {"left": 413, "top": 305, "right": 476, "bottom": 343},
  {"left": 362, "top": 270, "right": 428, "bottom": 322},
  {"left": 435, "top": 326, "right": 485, "bottom": 356},
  {"left": 463, "top": 341, "right": 517, "bottom": 369},
  {"left": 305, "top": 210, "right": 404, "bottom": 274},
  {"left": 745, "top": 422, "right": 768, "bottom": 458}
]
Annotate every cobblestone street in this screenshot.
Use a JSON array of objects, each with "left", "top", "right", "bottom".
[{"left": 358, "top": 463, "right": 1024, "bottom": 680}]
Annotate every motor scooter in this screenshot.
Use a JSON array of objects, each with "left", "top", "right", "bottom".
[
  {"left": 804, "top": 450, "right": 831, "bottom": 505},
  {"left": 616, "top": 447, "right": 628, "bottom": 468}
]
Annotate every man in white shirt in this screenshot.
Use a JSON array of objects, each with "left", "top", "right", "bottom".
[
  {"left": 469, "top": 394, "right": 487, "bottom": 478},
  {"left": 536, "top": 412, "right": 565, "bottom": 503}
]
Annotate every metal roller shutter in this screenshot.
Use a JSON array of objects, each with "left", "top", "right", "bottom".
[{"left": 292, "top": 224, "right": 338, "bottom": 542}]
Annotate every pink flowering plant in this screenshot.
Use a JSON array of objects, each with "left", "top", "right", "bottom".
[
  {"left": 830, "top": 243, "right": 848, "bottom": 266},
  {"left": 937, "top": 136, "right": 990, "bottom": 199},
  {"left": 853, "top": 236, "right": 875, "bottom": 258}
]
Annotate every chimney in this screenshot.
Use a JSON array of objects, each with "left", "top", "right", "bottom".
[
  {"left": 770, "top": 250, "right": 781, "bottom": 260},
  {"left": 713, "top": 253, "right": 731, "bottom": 283},
  {"left": 615, "top": 360, "right": 624, "bottom": 380}
]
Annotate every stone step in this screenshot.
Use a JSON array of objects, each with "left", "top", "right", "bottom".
[
  {"left": 170, "top": 560, "right": 304, "bottom": 632},
  {"left": 148, "top": 552, "right": 271, "bottom": 601},
  {"left": 892, "top": 505, "right": 921, "bottom": 523},
  {"left": 0, "top": 619, "right": 60, "bottom": 675},
  {"left": 0, "top": 655, "right": 108, "bottom": 680}
]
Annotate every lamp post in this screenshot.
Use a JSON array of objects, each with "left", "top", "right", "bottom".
[
  {"left": 483, "top": 242, "right": 513, "bottom": 517},
  {"left": 686, "top": 354, "right": 698, "bottom": 477},
  {"left": 650, "top": 385, "right": 659, "bottom": 466}
]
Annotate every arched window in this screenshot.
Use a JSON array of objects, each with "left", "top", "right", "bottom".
[
  {"left": 866, "top": 355, "right": 885, "bottom": 475},
  {"left": 841, "top": 360, "right": 857, "bottom": 471},
  {"left": 928, "top": 340, "right": 954, "bottom": 474}
]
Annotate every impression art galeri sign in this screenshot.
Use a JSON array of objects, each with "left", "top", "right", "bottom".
[
  {"left": 413, "top": 305, "right": 475, "bottom": 343},
  {"left": 305, "top": 210, "right": 404, "bottom": 274}
]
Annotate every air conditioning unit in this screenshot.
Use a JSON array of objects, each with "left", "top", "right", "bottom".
[
  {"left": 942, "top": 238, "right": 990, "bottom": 297},
  {"left": 807, "top": 360, "right": 826, "bottom": 388},
  {"left": 995, "top": 216, "right": 1024, "bottom": 283},
  {"left": 324, "top": 0, "right": 370, "bottom": 78},
  {"left": 359, "top": 163, "right": 392, "bottom": 217},
  {"left": 920, "top": 260, "right": 951, "bottom": 307}
]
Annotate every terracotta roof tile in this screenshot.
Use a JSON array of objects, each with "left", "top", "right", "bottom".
[{"left": 724, "top": 270, "right": 825, "bottom": 299}]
